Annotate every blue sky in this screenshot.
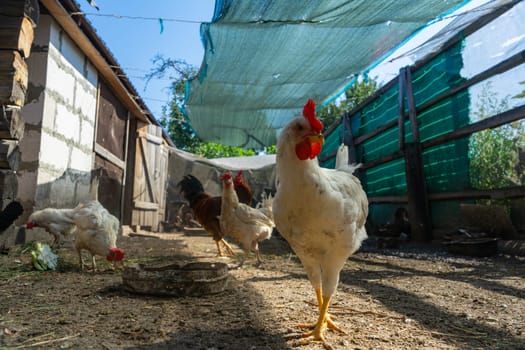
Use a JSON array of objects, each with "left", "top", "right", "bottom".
[{"left": 78, "top": 0, "right": 216, "bottom": 119}]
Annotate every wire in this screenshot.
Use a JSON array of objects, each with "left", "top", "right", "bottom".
[{"left": 70, "top": 11, "right": 206, "bottom": 24}]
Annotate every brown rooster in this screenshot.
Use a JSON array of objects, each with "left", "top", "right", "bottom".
[
  {"left": 177, "top": 174, "right": 253, "bottom": 256},
  {"left": 233, "top": 170, "right": 252, "bottom": 206}
]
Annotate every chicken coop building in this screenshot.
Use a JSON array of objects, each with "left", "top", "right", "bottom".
[{"left": 0, "top": 0, "right": 173, "bottom": 245}]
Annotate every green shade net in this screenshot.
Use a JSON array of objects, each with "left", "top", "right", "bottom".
[
  {"left": 320, "top": 39, "right": 472, "bottom": 228},
  {"left": 184, "top": 0, "right": 468, "bottom": 149},
  {"left": 321, "top": 40, "right": 470, "bottom": 196}
]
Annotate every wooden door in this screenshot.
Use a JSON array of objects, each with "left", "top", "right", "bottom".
[{"left": 131, "top": 124, "right": 168, "bottom": 231}]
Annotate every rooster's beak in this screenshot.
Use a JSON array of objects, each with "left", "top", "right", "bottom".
[{"left": 308, "top": 133, "right": 325, "bottom": 145}]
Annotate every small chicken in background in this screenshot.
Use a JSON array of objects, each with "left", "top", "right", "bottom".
[
  {"left": 177, "top": 173, "right": 253, "bottom": 257},
  {"left": 394, "top": 207, "right": 411, "bottom": 240},
  {"left": 273, "top": 99, "right": 368, "bottom": 349},
  {"left": 26, "top": 206, "right": 77, "bottom": 248},
  {"left": 255, "top": 191, "right": 274, "bottom": 222},
  {"left": 233, "top": 170, "right": 253, "bottom": 206},
  {"left": 376, "top": 207, "right": 411, "bottom": 249},
  {"left": 219, "top": 173, "right": 274, "bottom": 267},
  {"left": 73, "top": 200, "right": 124, "bottom": 272}
]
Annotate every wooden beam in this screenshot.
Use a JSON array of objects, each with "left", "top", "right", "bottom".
[
  {"left": 39, "top": 0, "right": 149, "bottom": 123},
  {"left": 138, "top": 130, "right": 163, "bottom": 145},
  {"left": 369, "top": 195, "right": 408, "bottom": 204},
  {"left": 429, "top": 186, "right": 525, "bottom": 201},
  {"left": 368, "top": 186, "right": 525, "bottom": 204},
  {"left": 0, "top": 50, "right": 28, "bottom": 106},
  {"left": 138, "top": 137, "right": 158, "bottom": 204},
  {"left": 423, "top": 105, "right": 525, "bottom": 149},
  {"left": 0, "top": 15, "right": 35, "bottom": 58},
  {"left": 133, "top": 200, "right": 159, "bottom": 210},
  {"left": 94, "top": 143, "right": 125, "bottom": 169}
]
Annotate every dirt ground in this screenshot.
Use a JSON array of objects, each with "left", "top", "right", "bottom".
[{"left": 1, "top": 229, "right": 524, "bottom": 350}]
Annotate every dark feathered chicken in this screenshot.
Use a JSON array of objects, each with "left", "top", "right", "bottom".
[
  {"left": 0, "top": 201, "right": 24, "bottom": 233},
  {"left": 178, "top": 174, "right": 253, "bottom": 256}
]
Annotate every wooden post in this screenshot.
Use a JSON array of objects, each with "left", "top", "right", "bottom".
[
  {"left": 405, "top": 68, "right": 420, "bottom": 143},
  {"left": 398, "top": 66, "right": 432, "bottom": 241},
  {"left": 398, "top": 67, "right": 406, "bottom": 150},
  {"left": 342, "top": 112, "right": 357, "bottom": 164},
  {"left": 404, "top": 143, "right": 432, "bottom": 241}
]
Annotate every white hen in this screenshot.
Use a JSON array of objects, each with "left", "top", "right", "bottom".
[
  {"left": 219, "top": 173, "right": 274, "bottom": 266},
  {"left": 272, "top": 99, "right": 368, "bottom": 349},
  {"left": 26, "top": 208, "right": 77, "bottom": 247},
  {"left": 73, "top": 200, "right": 124, "bottom": 271}
]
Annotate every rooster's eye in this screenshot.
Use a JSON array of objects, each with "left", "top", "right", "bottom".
[{"left": 296, "top": 124, "right": 304, "bottom": 131}]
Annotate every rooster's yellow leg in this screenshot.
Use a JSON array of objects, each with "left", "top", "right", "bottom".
[
  {"left": 296, "top": 289, "right": 346, "bottom": 333},
  {"left": 220, "top": 238, "right": 235, "bottom": 256},
  {"left": 287, "top": 291, "right": 342, "bottom": 350},
  {"left": 296, "top": 288, "right": 324, "bottom": 329},
  {"left": 215, "top": 240, "right": 224, "bottom": 256}
]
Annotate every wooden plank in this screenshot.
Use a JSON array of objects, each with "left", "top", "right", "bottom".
[
  {"left": 404, "top": 143, "right": 431, "bottom": 241},
  {"left": 0, "top": 105, "right": 25, "bottom": 140},
  {"left": 94, "top": 143, "right": 125, "bottom": 169},
  {"left": 0, "top": 0, "right": 39, "bottom": 26},
  {"left": 138, "top": 130, "right": 163, "bottom": 145},
  {"left": 138, "top": 137, "right": 158, "bottom": 204},
  {"left": 423, "top": 105, "right": 525, "bottom": 149},
  {"left": 428, "top": 186, "right": 525, "bottom": 201},
  {"left": 133, "top": 200, "right": 159, "bottom": 210},
  {"left": 0, "top": 50, "right": 28, "bottom": 106},
  {"left": 120, "top": 111, "right": 130, "bottom": 224},
  {"left": 368, "top": 186, "right": 525, "bottom": 204},
  {"left": 368, "top": 196, "right": 409, "bottom": 204},
  {"left": 0, "top": 16, "right": 35, "bottom": 58}
]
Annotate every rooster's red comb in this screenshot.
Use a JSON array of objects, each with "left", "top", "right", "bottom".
[
  {"left": 108, "top": 247, "right": 125, "bottom": 261},
  {"left": 302, "top": 99, "right": 323, "bottom": 133}
]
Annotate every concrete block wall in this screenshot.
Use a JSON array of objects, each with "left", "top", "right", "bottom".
[{"left": 18, "top": 15, "right": 98, "bottom": 217}]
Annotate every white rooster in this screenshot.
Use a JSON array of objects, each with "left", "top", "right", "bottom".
[
  {"left": 73, "top": 200, "right": 125, "bottom": 272},
  {"left": 219, "top": 173, "right": 274, "bottom": 267},
  {"left": 26, "top": 207, "right": 77, "bottom": 247},
  {"left": 273, "top": 99, "right": 368, "bottom": 349}
]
